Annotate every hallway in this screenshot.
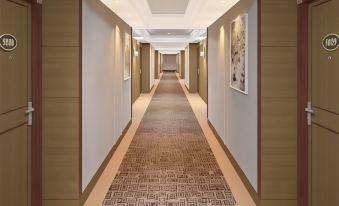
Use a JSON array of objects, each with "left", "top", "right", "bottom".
[
  {"left": 2, "top": 0, "right": 331, "bottom": 206},
  {"left": 103, "top": 72, "right": 236, "bottom": 206}
]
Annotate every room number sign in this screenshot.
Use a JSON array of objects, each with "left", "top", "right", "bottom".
[
  {"left": 0, "top": 34, "right": 17, "bottom": 52},
  {"left": 322, "top": 33, "right": 339, "bottom": 52}
]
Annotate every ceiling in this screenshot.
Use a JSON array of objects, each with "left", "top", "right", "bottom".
[
  {"left": 147, "top": 29, "right": 193, "bottom": 36},
  {"left": 100, "top": 0, "right": 239, "bottom": 53},
  {"left": 100, "top": 0, "right": 239, "bottom": 29},
  {"left": 147, "top": 0, "right": 190, "bottom": 14},
  {"left": 133, "top": 29, "right": 207, "bottom": 53}
]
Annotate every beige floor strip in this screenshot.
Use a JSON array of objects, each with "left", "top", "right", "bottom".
[{"left": 176, "top": 74, "right": 256, "bottom": 206}]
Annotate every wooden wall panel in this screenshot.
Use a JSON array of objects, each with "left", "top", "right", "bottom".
[
  {"left": 43, "top": 47, "right": 79, "bottom": 98},
  {"left": 42, "top": 98, "right": 79, "bottom": 199},
  {"left": 261, "top": 0, "right": 297, "bottom": 47},
  {"left": 260, "top": 0, "right": 297, "bottom": 205},
  {"left": 180, "top": 51, "right": 185, "bottom": 79},
  {"left": 132, "top": 39, "right": 141, "bottom": 103},
  {"left": 42, "top": 0, "right": 79, "bottom": 46},
  {"left": 260, "top": 200, "right": 297, "bottom": 206},
  {"left": 198, "top": 40, "right": 208, "bottom": 103},
  {"left": 43, "top": 200, "right": 79, "bottom": 206},
  {"left": 141, "top": 43, "right": 151, "bottom": 93},
  {"left": 154, "top": 51, "right": 159, "bottom": 79},
  {"left": 42, "top": 0, "right": 80, "bottom": 205},
  {"left": 188, "top": 43, "right": 199, "bottom": 93}
]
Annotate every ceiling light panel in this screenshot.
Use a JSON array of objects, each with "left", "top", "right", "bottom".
[{"left": 147, "top": 0, "right": 189, "bottom": 14}]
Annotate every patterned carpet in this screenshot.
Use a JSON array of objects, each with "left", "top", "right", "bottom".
[{"left": 103, "top": 72, "right": 237, "bottom": 206}]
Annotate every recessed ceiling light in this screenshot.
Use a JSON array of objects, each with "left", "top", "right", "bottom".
[
  {"left": 168, "top": 33, "right": 171, "bottom": 35},
  {"left": 220, "top": 0, "right": 226, "bottom": 3}
]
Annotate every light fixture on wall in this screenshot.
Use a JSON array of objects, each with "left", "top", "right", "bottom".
[
  {"left": 134, "top": 50, "right": 139, "bottom": 57},
  {"left": 200, "top": 50, "right": 205, "bottom": 57},
  {"left": 200, "top": 47, "right": 206, "bottom": 58}
]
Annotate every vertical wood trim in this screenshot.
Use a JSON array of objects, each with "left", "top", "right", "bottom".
[
  {"left": 131, "top": 27, "right": 133, "bottom": 119},
  {"left": 297, "top": 1, "right": 318, "bottom": 206},
  {"left": 207, "top": 28, "right": 209, "bottom": 118},
  {"left": 79, "top": 0, "right": 83, "bottom": 196},
  {"left": 31, "top": 2, "right": 42, "bottom": 206},
  {"left": 257, "top": 0, "right": 262, "bottom": 199}
]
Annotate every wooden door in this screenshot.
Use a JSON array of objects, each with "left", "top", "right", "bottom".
[
  {"left": 0, "top": 0, "right": 31, "bottom": 205},
  {"left": 309, "top": 0, "right": 339, "bottom": 205}
]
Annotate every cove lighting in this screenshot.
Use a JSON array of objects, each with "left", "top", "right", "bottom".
[
  {"left": 196, "top": 36, "right": 207, "bottom": 41},
  {"left": 133, "top": 36, "right": 143, "bottom": 40}
]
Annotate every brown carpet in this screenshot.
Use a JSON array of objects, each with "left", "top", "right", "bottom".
[{"left": 103, "top": 72, "right": 237, "bottom": 206}]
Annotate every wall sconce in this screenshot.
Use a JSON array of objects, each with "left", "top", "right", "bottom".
[
  {"left": 200, "top": 51, "right": 205, "bottom": 57},
  {"left": 134, "top": 50, "right": 139, "bottom": 57},
  {"left": 200, "top": 47, "right": 206, "bottom": 58}
]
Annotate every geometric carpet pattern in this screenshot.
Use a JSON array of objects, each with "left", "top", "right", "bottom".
[{"left": 103, "top": 72, "right": 237, "bottom": 206}]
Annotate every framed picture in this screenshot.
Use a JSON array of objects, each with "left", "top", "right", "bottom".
[
  {"left": 124, "top": 32, "right": 131, "bottom": 80},
  {"left": 230, "top": 14, "right": 248, "bottom": 94}
]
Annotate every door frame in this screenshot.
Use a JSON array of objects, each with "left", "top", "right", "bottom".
[
  {"left": 22, "top": 1, "right": 42, "bottom": 206},
  {"left": 297, "top": 1, "right": 323, "bottom": 206}
]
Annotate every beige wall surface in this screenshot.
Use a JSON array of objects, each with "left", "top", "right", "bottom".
[
  {"left": 82, "top": 0, "right": 132, "bottom": 194},
  {"left": 132, "top": 40, "right": 141, "bottom": 103},
  {"left": 198, "top": 39, "right": 208, "bottom": 103},
  {"left": 208, "top": 0, "right": 258, "bottom": 193},
  {"left": 162, "top": 54, "right": 178, "bottom": 71}
]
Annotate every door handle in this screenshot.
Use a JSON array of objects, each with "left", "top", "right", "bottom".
[
  {"left": 305, "top": 101, "right": 314, "bottom": 126},
  {"left": 25, "top": 101, "right": 35, "bottom": 126}
]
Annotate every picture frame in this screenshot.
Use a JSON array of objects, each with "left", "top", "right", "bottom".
[
  {"left": 124, "top": 32, "right": 132, "bottom": 80},
  {"left": 230, "top": 14, "right": 248, "bottom": 94}
]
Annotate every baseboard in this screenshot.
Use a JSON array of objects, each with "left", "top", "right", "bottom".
[
  {"left": 80, "top": 120, "right": 132, "bottom": 205},
  {"left": 207, "top": 120, "right": 259, "bottom": 204}
]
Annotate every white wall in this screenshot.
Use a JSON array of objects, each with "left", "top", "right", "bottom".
[
  {"left": 208, "top": 0, "right": 258, "bottom": 191},
  {"left": 82, "top": 0, "right": 131, "bottom": 191}
]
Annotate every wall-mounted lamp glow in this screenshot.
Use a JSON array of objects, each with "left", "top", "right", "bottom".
[
  {"left": 200, "top": 47, "right": 206, "bottom": 59},
  {"left": 200, "top": 51, "right": 205, "bottom": 57},
  {"left": 134, "top": 50, "right": 139, "bottom": 57}
]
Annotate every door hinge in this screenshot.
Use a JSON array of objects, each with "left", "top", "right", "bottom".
[
  {"left": 37, "top": 0, "right": 42, "bottom": 4},
  {"left": 25, "top": 102, "right": 35, "bottom": 126},
  {"left": 305, "top": 101, "right": 314, "bottom": 126},
  {"left": 297, "top": 0, "right": 303, "bottom": 5}
]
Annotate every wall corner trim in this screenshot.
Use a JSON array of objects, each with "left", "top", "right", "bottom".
[
  {"left": 207, "top": 120, "right": 259, "bottom": 205},
  {"left": 80, "top": 120, "right": 132, "bottom": 205}
]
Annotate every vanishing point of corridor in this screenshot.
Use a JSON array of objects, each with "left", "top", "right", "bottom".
[{"left": 103, "top": 72, "right": 236, "bottom": 206}]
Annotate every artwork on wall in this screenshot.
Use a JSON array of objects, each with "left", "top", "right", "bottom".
[
  {"left": 124, "top": 32, "right": 131, "bottom": 80},
  {"left": 230, "top": 14, "right": 248, "bottom": 94}
]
